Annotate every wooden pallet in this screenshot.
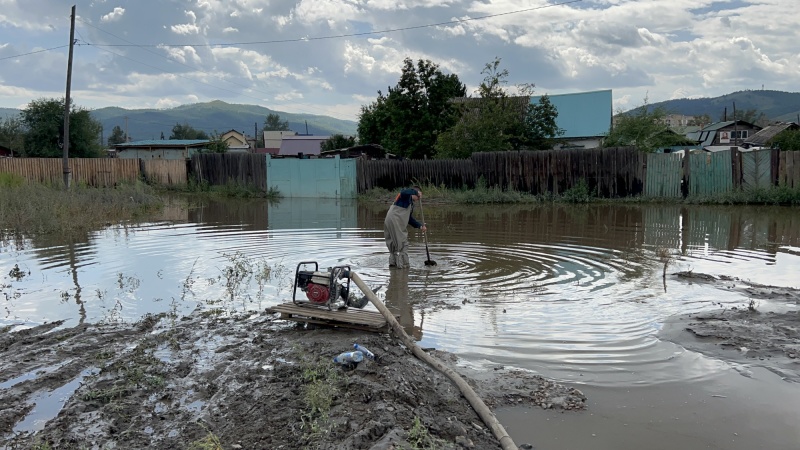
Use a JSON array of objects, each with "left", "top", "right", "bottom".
[{"left": 266, "top": 302, "right": 388, "bottom": 333}]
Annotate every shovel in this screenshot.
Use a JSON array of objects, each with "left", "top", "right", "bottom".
[{"left": 418, "top": 198, "right": 437, "bottom": 266}]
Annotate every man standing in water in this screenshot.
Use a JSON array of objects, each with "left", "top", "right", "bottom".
[{"left": 384, "top": 186, "right": 427, "bottom": 269}]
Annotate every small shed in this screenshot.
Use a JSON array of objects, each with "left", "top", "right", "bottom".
[
  {"left": 279, "top": 135, "right": 330, "bottom": 157},
  {"left": 114, "top": 139, "right": 209, "bottom": 159}
]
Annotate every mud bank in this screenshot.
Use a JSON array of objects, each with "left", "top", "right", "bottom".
[
  {"left": 1, "top": 310, "right": 585, "bottom": 450},
  {"left": 661, "top": 271, "right": 800, "bottom": 382}
]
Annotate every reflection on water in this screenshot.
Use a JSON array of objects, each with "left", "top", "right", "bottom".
[{"left": 2, "top": 199, "right": 800, "bottom": 386}]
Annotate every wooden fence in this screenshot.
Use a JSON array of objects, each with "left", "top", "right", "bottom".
[
  {"left": 778, "top": 151, "right": 800, "bottom": 188},
  {"left": 358, "top": 147, "right": 646, "bottom": 197},
  {"left": 0, "top": 158, "right": 140, "bottom": 187},
  {"left": 140, "top": 159, "right": 188, "bottom": 186},
  {"left": 191, "top": 153, "right": 267, "bottom": 191}
]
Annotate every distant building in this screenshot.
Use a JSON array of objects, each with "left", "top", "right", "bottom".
[
  {"left": 685, "top": 120, "right": 762, "bottom": 148},
  {"left": 114, "top": 139, "right": 209, "bottom": 159},
  {"left": 531, "top": 89, "right": 613, "bottom": 149},
  {"left": 662, "top": 114, "right": 697, "bottom": 128},
  {"left": 743, "top": 122, "right": 799, "bottom": 148},
  {"left": 264, "top": 130, "right": 297, "bottom": 155},
  {"left": 220, "top": 130, "right": 251, "bottom": 153},
  {"left": 0, "top": 145, "right": 15, "bottom": 158},
  {"left": 279, "top": 135, "right": 330, "bottom": 157}
]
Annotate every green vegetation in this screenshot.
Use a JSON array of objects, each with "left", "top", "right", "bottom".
[
  {"left": 321, "top": 134, "right": 356, "bottom": 152},
  {"left": 770, "top": 129, "right": 800, "bottom": 150},
  {"left": 19, "top": 98, "right": 104, "bottom": 158},
  {"left": 165, "top": 178, "right": 281, "bottom": 199},
  {"left": 170, "top": 122, "right": 209, "bottom": 140},
  {"left": 361, "top": 179, "right": 800, "bottom": 206},
  {"left": 408, "top": 416, "right": 443, "bottom": 450},
  {"left": 0, "top": 180, "right": 163, "bottom": 236},
  {"left": 358, "top": 57, "right": 467, "bottom": 159},
  {"left": 604, "top": 97, "right": 693, "bottom": 153},
  {"left": 299, "top": 356, "right": 344, "bottom": 447}
]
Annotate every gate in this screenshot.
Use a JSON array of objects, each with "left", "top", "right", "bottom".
[
  {"left": 267, "top": 155, "right": 357, "bottom": 198},
  {"left": 644, "top": 153, "right": 683, "bottom": 197},
  {"left": 689, "top": 150, "right": 732, "bottom": 196},
  {"left": 741, "top": 149, "right": 773, "bottom": 189}
]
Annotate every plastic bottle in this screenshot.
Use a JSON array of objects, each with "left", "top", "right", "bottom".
[
  {"left": 353, "top": 343, "right": 377, "bottom": 361},
  {"left": 333, "top": 351, "right": 364, "bottom": 367}
]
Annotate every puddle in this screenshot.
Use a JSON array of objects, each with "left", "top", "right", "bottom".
[{"left": 11, "top": 367, "right": 99, "bottom": 434}]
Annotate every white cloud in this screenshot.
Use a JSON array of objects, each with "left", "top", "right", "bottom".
[{"left": 100, "top": 7, "right": 125, "bottom": 23}]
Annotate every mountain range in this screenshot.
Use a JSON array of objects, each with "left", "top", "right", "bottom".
[
  {"left": 643, "top": 90, "right": 800, "bottom": 123},
  {"left": 1, "top": 100, "right": 358, "bottom": 144},
  {"left": 1, "top": 90, "right": 798, "bottom": 144}
]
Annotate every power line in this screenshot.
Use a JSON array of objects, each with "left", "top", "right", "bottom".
[
  {"left": 0, "top": 45, "right": 70, "bottom": 61},
  {"left": 88, "top": 0, "right": 583, "bottom": 48}
]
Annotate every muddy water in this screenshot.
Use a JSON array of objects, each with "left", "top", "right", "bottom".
[{"left": 2, "top": 198, "right": 800, "bottom": 448}]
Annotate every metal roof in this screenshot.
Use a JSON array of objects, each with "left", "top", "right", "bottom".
[
  {"left": 744, "top": 122, "right": 799, "bottom": 146},
  {"left": 530, "top": 89, "right": 612, "bottom": 139},
  {"left": 115, "top": 139, "right": 209, "bottom": 147}
]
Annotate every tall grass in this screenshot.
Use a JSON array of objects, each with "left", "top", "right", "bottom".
[
  {"left": 0, "top": 177, "right": 164, "bottom": 235},
  {"left": 162, "top": 178, "right": 281, "bottom": 199}
]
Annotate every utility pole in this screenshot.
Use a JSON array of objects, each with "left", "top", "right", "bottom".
[
  {"left": 254, "top": 122, "right": 258, "bottom": 147},
  {"left": 124, "top": 116, "right": 129, "bottom": 142},
  {"left": 62, "top": 4, "right": 76, "bottom": 189}
]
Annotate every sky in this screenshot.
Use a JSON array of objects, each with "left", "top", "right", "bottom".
[{"left": 1, "top": 0, "right": 797, "bottom": 122}]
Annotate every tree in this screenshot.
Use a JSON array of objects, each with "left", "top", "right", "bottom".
[
  {"left": 720, "top": 108, "right": 767, "bottom": 126},
  {"left": 687, "top": 114, "right": 712, "bottom": 127},
  {"left": 770, "top": 129, "right": 800, "bottom": 150},
  {"left": 169, "top": 122, "right": 208, "bottom": 140},
  {"left": 321, "top": 134, "right": 356, "bottom": 152},
  {"left": 203, "top": 131, "right": 229, "bottom": 153},
  {"left": 358, "top": 58, "right": 467, "bottom": 159},
  {"left": 264, "top": 113, "right": 290, "bottom": 131},
  {"left": 435, "top": 58, "right": 560, "bottom": 158},
  {"left": 108, "top": 125, "right": 126, "bottom": 146},
  {"left": 0, "top": 115, "right": 26, "bottom": 153},
  {"left": 521, "top": 93, "right": 564, "bottom": 150},
  {"left": 20, "top": 98, "right": 103, "bottom": 158},
  {"left": 604, "top": 98, "right": 690, "bottom": 153}
]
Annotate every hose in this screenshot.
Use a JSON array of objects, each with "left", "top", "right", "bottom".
[{"left": 349, "top": 272, "right": 518, "bottom": 450}]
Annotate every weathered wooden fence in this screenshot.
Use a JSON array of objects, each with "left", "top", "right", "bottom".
[
  {"left": 688, "top": 151, "right": 733, "bottom": 196},
  {"left": 741, "top": 149, "right": 775, "bottom": 189},
  {"left": 778, "top": 151, "right": 800, "bottom": 188},
  {"left": 358, "top": 147, "right": 645, "bottom": 197},
  {"left": 140, "top": 159, "right": 188, "bottom": 186},
  {"left": 0, "top": 158, "right": 140, "bottom": 187},
  {"left": 191, "top": 153, "right": 267, "bottom": 191}
]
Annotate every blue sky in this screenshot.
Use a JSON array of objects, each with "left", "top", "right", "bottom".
[{"left": 1, "top": 0, "right": 797, "bottom": 121}]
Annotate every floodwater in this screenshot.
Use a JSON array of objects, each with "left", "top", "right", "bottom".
[{"left": 2, "top": 197, "right": 800, "bottom": 449}]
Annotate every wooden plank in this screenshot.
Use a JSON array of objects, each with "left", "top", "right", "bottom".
[{"left": 267, "top": 302, "right": 388, "bottom": 329}]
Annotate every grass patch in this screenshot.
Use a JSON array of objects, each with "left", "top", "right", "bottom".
[
  {"left": 0, "top": 181, "right": 163, "bottom": 237},
  {"left": 299, "top": 357, "right": 344, "bottom": 446},
  {"left": 408, "top": 416, "right": 443, "bottom": 450},
  {"left": 162, "top": 178, "right": 281, "bottom": 199},
  {"left": 188, "top": 426, "right": 223, "bottom": 450}
]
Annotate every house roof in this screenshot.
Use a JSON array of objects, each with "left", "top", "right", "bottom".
[
  {"left": 115, "top": 139, "right": 209, "bottom": 148},
  {"left": 530, "top": 89, "right": 612, "bottom": 139},
  {"left": 279, "top": 136, "right": 330, "bottom": 155},
  {"left": 744, "top": 122, "right": 799, "bottom": 146}
]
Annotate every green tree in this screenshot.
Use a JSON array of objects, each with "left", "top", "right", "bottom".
[
  {"left": 687, "top": 114, "right": 712, "bottom": 127},
  {"left": 170, "top": 122, "right": 209, "bottom": 140},
  {"left": 108, "top": 125, "right": 126, "bottom": 146},
  {"left": 435, "top": 58, "right": 558, "bottom": 158},
  {"left": 264, "top": 113, "right": 290, "bottom": 131},
  {"left": 770, "top": 129, "right": 800, "bottom": 150},
  {"left": 358, "top": 57, "right": 467, "bottom": 159},
  {"left": 721, "top": 108, "right": 767, "bottom": 126},
  {"left": 604, "top": 98, "right": 688, "bottom": 153},
  {"left": 203, "top": 131, "right": 229, "bottom": 153},
  {"left": 0, "top": 115, "right": 26, "bottom": 153},
  {"left": 20, "top": 98, "right": 103, "bottom": 158},
  {"left": 321, "top": 134, "right": 356, "bottom": 152}
]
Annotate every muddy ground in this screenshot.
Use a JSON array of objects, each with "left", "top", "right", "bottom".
[
  {"left": 0, "top": 308, "right": 586, "bottom": 450},
  {"left": 661, "top": 271, "right": 800, "bottom": 382},
  {"left": 2, "top": 271, "right": 798, "bottom": 450}
]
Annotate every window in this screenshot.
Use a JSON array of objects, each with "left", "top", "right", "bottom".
[{"left": 731, "top": 130, "right": 749, "bottom": 139}]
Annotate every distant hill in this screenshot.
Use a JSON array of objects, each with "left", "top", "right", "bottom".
[
  {"left": 1, "top": 101, "right": 358, "bottom": 143},
  {"left": 91, "top": 100, "right": 358, "bottom": 142},
  {"left": 638, "top": 90, "right": 800, "bottom": 123}
]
